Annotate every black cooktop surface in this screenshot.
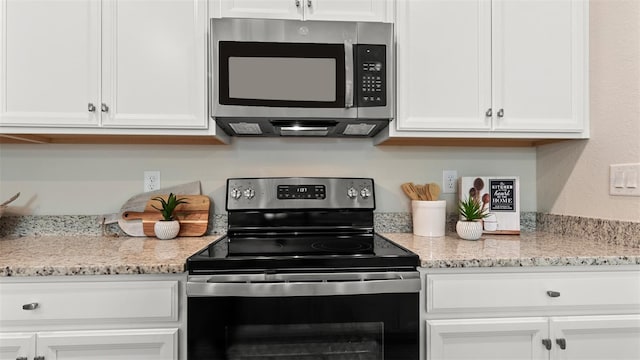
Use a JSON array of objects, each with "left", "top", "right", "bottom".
[{"left": 186, "top": 233, "right": 419, "bottom": 274}]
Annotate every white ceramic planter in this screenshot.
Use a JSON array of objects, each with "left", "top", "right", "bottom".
[
  {"left": 456, "top": 220, "right": 483, "bottom": 241},
  {"left": 154, "top": 220, "right": 180, "bottom": 240}
]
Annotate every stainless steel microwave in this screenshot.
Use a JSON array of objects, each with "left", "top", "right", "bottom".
[{"left": 210, "top": 18, "right": 394, "bottom": 137}]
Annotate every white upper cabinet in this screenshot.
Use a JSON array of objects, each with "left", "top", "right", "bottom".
[
  {"left": 0, "top": 0, "right": 208, "bottom": 130},
  {"left": 387, "top": 0, "right": 588, "bottom": 142},
  {"left": 211, "top": 0, "right": 391, "bottom": 22},
  {"left": 0, "top": 0, "right": 100, "bottom": 127},
  {"left": 101, "top": 0, "right": 207, "bottom": 129}
]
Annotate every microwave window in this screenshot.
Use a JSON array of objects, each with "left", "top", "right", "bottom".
[{"left": 228, "top": 57, "right": 336, "bottom": 102}]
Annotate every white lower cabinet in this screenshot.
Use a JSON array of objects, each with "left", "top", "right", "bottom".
[
  {"left": 0, "top": 275, "right": 183, "bottom": 360},
  {"left": 1, "top": 329, "right": 177, "bottom": 360},
  {"left": 423, "top": 268, "right": 640, "bottom": 360}
]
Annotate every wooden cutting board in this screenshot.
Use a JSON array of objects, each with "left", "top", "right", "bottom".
[{"left": 122, "top": 195, "right": 210, "bottom": 237}]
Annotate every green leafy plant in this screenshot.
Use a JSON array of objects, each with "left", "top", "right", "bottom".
[
  {"left": 458, "top": 196, "right": 488, "bottom": 221},
  {"left": 151, "top": 193, "right": 189, "bottom": 221}
]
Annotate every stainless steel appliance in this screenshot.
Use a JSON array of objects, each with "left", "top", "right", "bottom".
[
  {"left": 187, "top": 177, "right": 420, "bottom": 359},
  {"left": 210, "top": 19, "right": 394, "bottom": 137}
]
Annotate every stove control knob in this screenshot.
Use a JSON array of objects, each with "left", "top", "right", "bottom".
[
  {"left": 243, "top": 188, "right": 255, "bottom": 199},
  {"left": 230, "top": 188, "right": 242, "bottom": 200},
  {"left": 360, "top": 187, "right": 371, "bottom": 199},
  {"left": 347, "top": 187, "right": 358, "bottom": 199}
]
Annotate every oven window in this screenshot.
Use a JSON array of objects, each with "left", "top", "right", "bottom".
[{"left": 226, "top": 322, "right": 383, "bottom": 359}]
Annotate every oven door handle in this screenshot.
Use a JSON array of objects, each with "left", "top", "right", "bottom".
[{"left": 187, "top": 276, "right": 420, "bottom": 297}]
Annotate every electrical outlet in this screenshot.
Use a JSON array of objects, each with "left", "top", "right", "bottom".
[
  {"left": 442, "top": 170, "right": 457, "bottom": 194},
  {"left": 144, "top": 171, "right": 160, "bottom": 192}
]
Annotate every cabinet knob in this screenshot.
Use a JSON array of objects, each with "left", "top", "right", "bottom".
[
  {"left": 101, "top": 103, "right": 109, "bottom": 113},
  {"left": 88, "top": 103, "right": 96, "bottom": 112},
  {"left": 497, "top": 108, "right": 504, "bottom": 118},
  {"left": 546, "top": 290, "right": 561, "bottom": 298},
  {"left": 542, "top": 338, "right": 552, "bottom": 350},
  {"left": 556, "top": 338, "right": 566, "bottom": 350},
  {"left": 295, "top": 0, "right": 300, "bottom": 7},
  {"left": 34, "top": 357, "right": 45, "bottom": 360},
  {"left": 307, "top": 0, "right": 312, "bottom": 7},
  {"left": 21, "top": 302, "right": 38, "bottom": 310},
  {"left": 16, "top": 357, "right": 28, "bottom": 360},
  {"left": 485, "top": 108, "right": 493, "bottom": 117}
]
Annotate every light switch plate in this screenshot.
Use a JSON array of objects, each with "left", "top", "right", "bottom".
[{"left": 609, "top": 163, "right": 640, "bottom": 196}]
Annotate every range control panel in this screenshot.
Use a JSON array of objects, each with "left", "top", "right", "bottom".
[{"left": 226, "top": 177, "right": 375, "bottom": 211}]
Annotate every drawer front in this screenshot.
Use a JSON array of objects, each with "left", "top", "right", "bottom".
[
  {"left": 0, "top": 281, "right": 178, "bottom": 326},
  {"left": 427, "top": 271, "right": 640, "bottom": 314}
]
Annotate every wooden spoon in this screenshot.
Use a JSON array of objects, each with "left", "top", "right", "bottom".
[
  {"left": 417, "top": 184, "right": 430, "bottom": 201},
  {"left": 428, "top": 183, "right": 441, "bottom": 201}
]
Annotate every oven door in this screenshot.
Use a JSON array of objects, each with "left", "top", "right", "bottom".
[{"left": 187, "top": 272, "right": 420, "bottom": 360}]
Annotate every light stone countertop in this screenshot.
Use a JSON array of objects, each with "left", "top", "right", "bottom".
[{"left": 1, "top": 232, "right": 639, "bottom": 277}]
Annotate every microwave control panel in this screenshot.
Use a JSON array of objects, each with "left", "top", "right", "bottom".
[{"left": 356, "top": 44, "right": 386, "bottom": 107}]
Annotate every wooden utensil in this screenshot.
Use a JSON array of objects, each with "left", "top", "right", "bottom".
[
  {"left": 428, "top": 183, "right": 441, "bottom": 201},
  {"left": 417, "top": 184, "right": 430, "bottom": 201},
  {"left": 122, "top": 195, "right": 210, "bottom": 237},
  {"left": 401, "top": 183, "right": 420, "bottom": 200}
]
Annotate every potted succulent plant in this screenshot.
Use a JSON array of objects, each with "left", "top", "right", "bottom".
[
  {"left": 151, "top": 193, "right": 188, "bottom": 240},
  {"left": 456, "top": 196, "right": 488, "bottom": 240}
]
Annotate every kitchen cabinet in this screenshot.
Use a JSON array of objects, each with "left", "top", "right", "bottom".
[
  {"left": 0, "top": 0, "right": 221, "bottom": 143},
  {"left": 0, "top": 276, "right": 183, "bottom": 360},
  {"left": 210, "top": 0, "right": 392, "bottom": 22},
  {"left": 376, "top": 0, "right": 588, "bottom": 146},
  {"left": 422, "top": 268, "right": 640, "bottom": 360}
]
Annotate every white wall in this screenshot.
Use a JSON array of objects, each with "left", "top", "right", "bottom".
[
  {"left": 0, "top": 139, "right": 536, "bottom": 215},
  {"left": 537, "top": 0, "right": 640, "bottom": 222}
]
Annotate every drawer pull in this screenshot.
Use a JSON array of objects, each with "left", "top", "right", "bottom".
[
  {"left": 34, "top": 357, "right": 45, "bottom": 360},
  {"left": 546, "top": 290, "right": 561, "bottom": 298},
  {"left": 542, "top": 338, "right": 552, "bottom": 350},
  {"left": 16, "top": 357, "right": 28, "bottom": 360},
  {"left": 556, "top": 338, "right": 566, "bottom": 350},
  {"left": 21, "top": 302, "right": 39, "bottom": 310}
]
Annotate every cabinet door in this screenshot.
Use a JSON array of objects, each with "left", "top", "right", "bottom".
[
  {"left": 551, "top": 315, "right": 640, "bottom": 360},
  {"left": 427, "top": 318, "right": 548, "bottom": 360},
  {"left": 492, "top": 0, "right": 587, "bottom": 133},
  {"left": 0, "top": 0, "right": 100, "bottom": 127},
  {"left": 36, "top": 328, "right": 178, "bottom": 360},
  {"left": 0, "top": 332, "right": 35, "bottom": 360},
  {"left": 101, "top": 0, "right": 207, "bottom": 129},
  {"left": 214, "top": 0, "right": 302, "bottom": 19},
  {"left": 395, "top": 0, "right": 492, "bottom": 132},
  {"left": 305, "top": 0, "right": 389, "bottom": 22}
]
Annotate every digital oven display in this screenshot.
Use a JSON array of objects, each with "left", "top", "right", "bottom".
[{"left": 277, "top": 185, "right": 326, "bottom": 200}]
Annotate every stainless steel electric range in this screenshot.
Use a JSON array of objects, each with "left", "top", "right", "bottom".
[{"left": 186, "top": 177, "right": 420, "bottom": 360}]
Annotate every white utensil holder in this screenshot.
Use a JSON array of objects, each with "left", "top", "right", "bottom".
[{"left": 411, "top": 200, "right": 446, "bottom": 237}]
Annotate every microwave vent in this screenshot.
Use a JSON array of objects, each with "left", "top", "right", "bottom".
[
  {"left": 343, "top": 123, "right": 376, "bottom": 136},
  {"left": 229, "top": 122, "right": 263, "bottom": 135}
]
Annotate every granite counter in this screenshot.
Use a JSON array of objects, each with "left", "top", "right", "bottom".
[{"left": 1, "top": 232, "right": 639, "bottom": 277}]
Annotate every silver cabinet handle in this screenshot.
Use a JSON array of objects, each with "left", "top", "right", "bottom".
[
  {"left": 101, "top": 103, "right": 109, "bottom": 112},
  {"left": 295, "top": 0, "right": 300, "bottom": 7},
  {"left": 546, "top": 290, "right": 561, "bottom": 297},
  {"left": 556, "top": 338, "right": 566, "bottom": 350},
  {"left": 497, "top": 108, "right": 504, "bottom": 117},
  {"left": 542, "top": 338, "right": 552, "bottom": 350},
  {"left": 485, "top": 108, "right": 492, "bottom": 117},
  {"left": 88, "top": 103, "right": 96, "bottom": 112},
  {"left": 22, "top": 302, "right": 38, "bottom": 310}
]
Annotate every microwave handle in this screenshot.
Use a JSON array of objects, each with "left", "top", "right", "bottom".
[{"left": 344, "top": 41, "right": 354, "bottom": 108}]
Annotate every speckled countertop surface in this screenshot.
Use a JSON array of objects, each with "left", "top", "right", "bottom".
[{"left": 1, "top": 232, "right": 639, "bottom": 277}]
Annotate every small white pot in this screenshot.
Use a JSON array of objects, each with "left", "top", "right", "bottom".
[
  {"left": 456, "top": 220, "right": 483, "bottom": 241},
  {"left": 154, "top": 220, "right": 180, "bottom": 240}
]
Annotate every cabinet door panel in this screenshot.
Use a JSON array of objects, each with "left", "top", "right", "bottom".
[
  {"left": 551, "top": 315, "right": 640, "bottom": 360},
  {"left": 0, "top": 332, "right": 35, "bottom": 360},
  {"left": 492, "top": 0, "right": 587, "bottom": 132},
  {"left": 37, "top": 328, "right": 178, "bottom": 360},
  {"left": 395, "top": 0, "right": 491, "bottom": 131},
  {"left": 305, "top": 0, "right": 388, "bottom": 22},
  {"left": 216, "top": 0, "right": 301, "bottom": 19},
  {"left": 0, "top": 0, "right": 99, "bottom": 127},
  {"left": 102, "top": 0, "right": 207, "bottom": 128},
  {"left": 428, "top": 318, "right": 548, "bottom": 360}
]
